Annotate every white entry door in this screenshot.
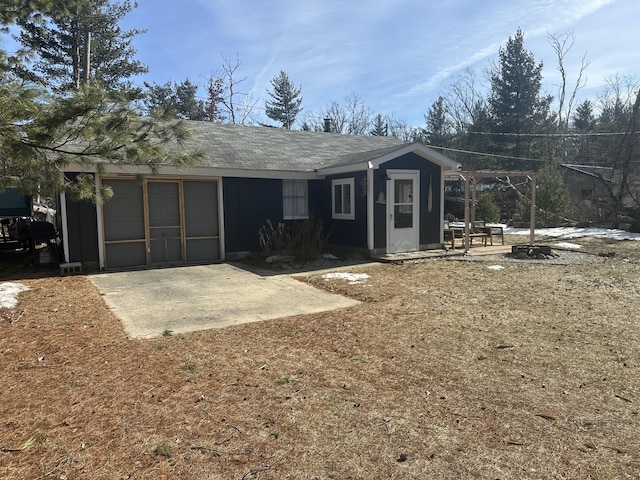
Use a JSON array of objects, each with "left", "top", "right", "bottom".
[{"left": 387, "top": 171, "right": 419, "bottom": 253}]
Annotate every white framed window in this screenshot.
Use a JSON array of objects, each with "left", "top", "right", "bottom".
[
  {"left": 332, "top": 178, "right": 355, "bottom": 220},
  {"left": 283, "top": 179, "right": 308, "bottom": 220}
]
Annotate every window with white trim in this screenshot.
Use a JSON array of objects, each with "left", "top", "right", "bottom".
[
  {"left": 332, "top": 178, "right": 355, "bottom": 220},
  {"left": 282, "top": 179, "right": 308, "bottom": 220}
]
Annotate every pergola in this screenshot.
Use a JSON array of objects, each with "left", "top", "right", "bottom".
[{"left": 444, "top": 170, "right": 537, "bottom": 252}]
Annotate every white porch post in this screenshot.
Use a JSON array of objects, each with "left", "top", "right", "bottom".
[{"left": 367, "top": 168, "right": 375, "bottom": 252}]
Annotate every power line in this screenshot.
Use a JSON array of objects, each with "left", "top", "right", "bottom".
[
  {"left": 428, "top": 145, "right": 546, "bottom": 163},
  {"left": 463, "top": 130, "right": 638, "bottom": 137}
]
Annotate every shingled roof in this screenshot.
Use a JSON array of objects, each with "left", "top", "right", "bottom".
[{"left": 183, "top": 122, "right": 410, "bottom": 172}]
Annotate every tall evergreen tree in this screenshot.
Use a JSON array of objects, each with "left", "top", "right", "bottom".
[
  {"left": 13, "top": 0, "right": 147, "bottom": 93},
  {"left": 572, "top": 100, "right": 596, "bottom": 132},
  {"left": 1, "top": 1, "right": 203, "bottom": 200},
  {"left": 488, "top": 29, "right": 552, "bottom": 166},
  {"left": 568, "top": 99, "right": 596, "bottom": 165},
  {"left": 264, "top": 70, "right": 302, "bottom": 129},
  {"left": 418, "top": 96, "right": 452, "bottom": 146}
]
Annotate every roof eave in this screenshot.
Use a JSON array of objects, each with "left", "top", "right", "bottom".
[{"left": 316, "top": 142, "right": 461, "bottom": 175}]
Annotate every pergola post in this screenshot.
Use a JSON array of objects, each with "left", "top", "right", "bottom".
[
  {"left": 529, "top": 175, "right": 536, "bottom": 245},
  {"left": 464, "top": 175, "right": 470, "bottom": 252},
  {"left": 470, "top": 177, "right": 477, "bottom": 224}
]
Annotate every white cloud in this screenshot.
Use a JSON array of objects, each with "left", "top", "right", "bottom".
[{"left": 116, "top": 0, "right": 637, "bottom": 125}]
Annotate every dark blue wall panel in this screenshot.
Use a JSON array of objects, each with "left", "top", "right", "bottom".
[
  {"left": 322, "top": 171, "right": 368, "bottom": 249},
  {"left": 223, "top": 177, "right": 283, "bottom": 253},
  {"left": 64, "top": 173, "right": 99, "bottom": 263}
]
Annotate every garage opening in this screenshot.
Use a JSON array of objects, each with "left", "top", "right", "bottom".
[{"left": 102, "top": 178, "right": 220, "bottom": 269}]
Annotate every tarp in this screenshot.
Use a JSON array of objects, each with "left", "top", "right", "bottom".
[{"left": 0, "top": 189, "right": 31, "bottom": 217}]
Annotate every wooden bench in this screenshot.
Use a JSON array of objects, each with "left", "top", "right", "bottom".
[
  {"left": 444, "top": 228, "right": 489, "bottom": 250},
  {"left": 472, "top": 221, "right": 505, "bottom": 246}
]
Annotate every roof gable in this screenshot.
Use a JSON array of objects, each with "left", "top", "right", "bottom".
[{"left": 317, "top": 142, "right": 461, "bottom": 174}]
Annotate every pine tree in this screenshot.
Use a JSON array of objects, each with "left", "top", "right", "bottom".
[
  {"left": 489, "top": 29, "right": 551, "bottom": 166},
  {"left": 13, "top": 0, "right": 147, "bottom": 93},
  {"left": 419, "top": 96, "right": 451, "bottom": 146},
  {"left": 143, "top": 79, "right": 206, "bottom": 120},
  {"left": 0, "top": 82, "right": 204, "bottom": 200},
  {"left": 475, "top": 194, "right": 500, "bottom": 223},
  {"left": 264, "top": 71, "right": 302, "bottom": 129},
  {"left": 1, "top": 1, "right": 203, "bottom": 201},
  {"left": 370, "top": 113, "right": 387, "bottom": 136},
  {"left": 518, "top": 164, "right": 571, "bottom": 226},
  {"left": 572, "top": 100, "right": 596, "bottom": 132}
]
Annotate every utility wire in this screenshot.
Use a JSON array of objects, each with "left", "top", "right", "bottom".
[
  {"left": 463, "top": 130, "right": 638, "bottom": 137},
  {"left": 428, "top": 145, "right": 546, "bottom": 163}
]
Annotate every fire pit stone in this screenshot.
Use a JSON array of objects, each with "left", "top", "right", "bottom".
[{"left": 511, "top": 245, "right": 557, "bottom": 260}]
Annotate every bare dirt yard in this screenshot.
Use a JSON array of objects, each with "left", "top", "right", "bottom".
[{"left": 1, "top": 236, "right": 639, "bottom": 479}]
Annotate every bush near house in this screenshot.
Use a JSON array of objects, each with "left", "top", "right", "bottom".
[{"left": 258, "top": 213, "right": 332, "bottom": 260}]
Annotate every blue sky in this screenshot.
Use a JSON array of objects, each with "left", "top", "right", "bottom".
[{"left": 19, "top": 0, "right": 640, "bottom": 127}]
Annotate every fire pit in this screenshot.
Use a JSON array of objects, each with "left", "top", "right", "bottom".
[{"left": 511, "top": 245, "right": 557, "bottom": 260}]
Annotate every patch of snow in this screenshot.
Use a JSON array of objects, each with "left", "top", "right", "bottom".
[
  {"left": 555, "top": 242, "right": 583, "bottom": 250},
  {"left": 322, "top": 253, "right": 339, "bottom": 260},
  {"left": 322, "top": 272, "right": 370, "bottom": 285},
  {"left": 487, "top": 265, "right": 505, "bottom": 271},
  {"left": 0, "top": 282, "right": 29, "bottom": 309},
  {"left": 504, "top": 226, "right": 640, "bottom": 241}
]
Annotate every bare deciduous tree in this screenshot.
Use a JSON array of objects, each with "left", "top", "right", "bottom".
[
  {"left": 445, "top": 68, "right": 487, "bottom": 131},
  {"left": 548, "top": 31, "right": 590, "bottom": 131},
  {"left": 320, "top": 93, "right": 372, "bottom": 135},
  {"left": 207, "top": 54, "right": 259, "bottom": 125}
]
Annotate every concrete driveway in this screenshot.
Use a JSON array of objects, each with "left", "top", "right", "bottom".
[{"left": 89, "top": 263, "right": 359, "bottom": 339}]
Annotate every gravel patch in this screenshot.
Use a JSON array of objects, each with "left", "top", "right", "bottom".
[{"left": 447, "top": 248, "right": 607, "bottom": 266}]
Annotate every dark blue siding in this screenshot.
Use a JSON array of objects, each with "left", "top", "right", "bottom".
[
  {"left": 322, "top": 171, "right": 368, "bottom": 249},
  {"left": 64, "top": 174, "right": 99, "bottom": 264},
  {"left": 223, "top": 177, "right": 283, "bottom": 253}
]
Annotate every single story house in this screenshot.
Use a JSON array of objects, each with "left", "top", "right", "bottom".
[{"left": 60, "top": 122, "right": 461, "bottom": 270}]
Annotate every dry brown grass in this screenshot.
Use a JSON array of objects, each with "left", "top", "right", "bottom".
[{"left": 1, "top": 237, "right": 639, "bottom": 479}]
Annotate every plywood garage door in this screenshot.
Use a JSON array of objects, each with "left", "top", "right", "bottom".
[{"left": 102, "top": 178, "right": 220, "bottom": 269}]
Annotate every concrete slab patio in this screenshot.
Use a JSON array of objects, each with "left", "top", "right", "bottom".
[{"left": 89, "top": 263, "right": 360, "bottom": 339}]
